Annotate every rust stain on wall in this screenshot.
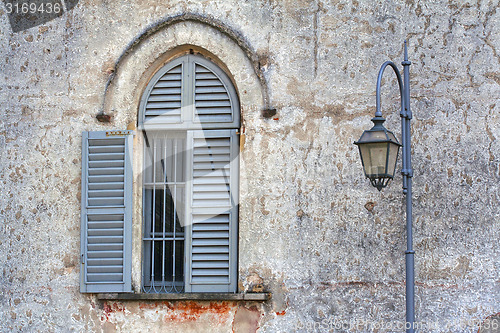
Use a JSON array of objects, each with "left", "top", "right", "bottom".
[
  {"left": 100, "top": 301, "right": 126, "bottom": 322},
  {"left": 161, "top": 301, "right": 235, "bottom": 323}
]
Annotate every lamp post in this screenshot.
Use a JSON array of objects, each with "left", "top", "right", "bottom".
[{"left": 354, "top": 41, "right": 415, "bottom": 332}]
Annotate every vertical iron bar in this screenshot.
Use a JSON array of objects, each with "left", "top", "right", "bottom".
[
  {"left": 172, "top": 138, "right": 178, "bottom": 289},
  {"left": 151, "top": 138, "right": 157, "bottom": 291},
  {"left": 162, "top": 137, "right": 167, "bottom": 291}
]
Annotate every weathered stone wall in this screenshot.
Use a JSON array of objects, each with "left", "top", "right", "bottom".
[{"left": 0, "top": 0, "right": 498, "bottom": 332}]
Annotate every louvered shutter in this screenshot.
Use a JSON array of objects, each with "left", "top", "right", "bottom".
[
  {"left": 141, "top": 58, "right": 184, "bottom": 129},
  {"left": 184, "top": 129, "right": 239, "bottom": 292},
  {"left": 194, "top": 62, "right": 233, "bottom": 123},
  {"left": 80, "top": 130, "right": 133, "bottom": 293}
]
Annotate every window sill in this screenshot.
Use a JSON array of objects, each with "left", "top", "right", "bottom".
[{"left": 96, "top": 292, "right": 271, "bottom": 302}]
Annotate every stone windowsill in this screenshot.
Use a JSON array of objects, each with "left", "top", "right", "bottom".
[{"left": 97, "top": 292, "right": 271, "bottom": 301}]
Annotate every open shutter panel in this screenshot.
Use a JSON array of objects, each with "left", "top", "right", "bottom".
[
  {"left": 185, "top": 129, "right": 239, "bottom": 292},
  {"left": 80, "top": 130, "right": 133, "bottom": 293}
]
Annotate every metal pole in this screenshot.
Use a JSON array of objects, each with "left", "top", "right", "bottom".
[
  {"left": 402, "top": 41, "right": 415, "bottom": 333},
  {"left": 374, "top": 41, "right": 415, "bottom": 332}
]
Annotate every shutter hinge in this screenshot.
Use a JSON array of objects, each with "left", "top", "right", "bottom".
[
  {"left": 236, "top": 127, "right": 245, "bottom": 151},
  {"left": 105, "top": 130, "right": 135, "bottom": 137}
]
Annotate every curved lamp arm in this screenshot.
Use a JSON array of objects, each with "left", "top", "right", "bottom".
[
  {"left": 373, "top": 61, "right": 408, "bottom": 193},
  {"left": 375, "top": 61, "right": 405, "bottom": 118}
]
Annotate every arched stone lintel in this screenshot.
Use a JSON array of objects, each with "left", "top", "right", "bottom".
[{"left": 100, "top": 13, "right": 272, "bottom": 121}]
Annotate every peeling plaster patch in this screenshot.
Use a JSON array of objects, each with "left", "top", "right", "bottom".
[{"left": 232, "top": 305, "right": 262, "bottom": 333}]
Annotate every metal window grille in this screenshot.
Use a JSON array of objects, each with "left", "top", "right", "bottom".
[{"left": 142, "top": 133, "right": 186, "bottom": 293}]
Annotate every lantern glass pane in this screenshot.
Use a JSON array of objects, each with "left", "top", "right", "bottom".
[
  {"left": 387, "top": 142, "right": 400, "bottom": 177},
  {"left": 359, "top": 142, "right": 389, "bottom": 177},
  {"left": 387, "top": 131, "right": 398, "bottom": 142},
  {"left": 360, "top": 130, "right": 387, "bottom": 142}
]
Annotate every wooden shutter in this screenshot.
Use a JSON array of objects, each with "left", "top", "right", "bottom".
[
  {"left": 194, "top": 62, "right": 233, "bottom": 123},
  {"left": 141, "top": 58, "right": 184, "bottom": 129},
  {"left": 191, "top": 56, "right": 240, "bottom": 129},
  {"left": 80, "top": 130, "right": 133, "bottom": 293},
  {"left": 184, "top": 129, "right": 239, "bottom": 292}
]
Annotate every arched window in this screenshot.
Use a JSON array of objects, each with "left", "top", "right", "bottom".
[
  {"left": 140, "top": 54, "right": 240, "bottom": 293},
  {"left": 79, "top": 53, "right": 240, "bottom": 294}
]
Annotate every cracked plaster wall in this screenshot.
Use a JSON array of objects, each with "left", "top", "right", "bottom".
[{"left": 0, "top": 0, "right": 499, "bottom": 332}]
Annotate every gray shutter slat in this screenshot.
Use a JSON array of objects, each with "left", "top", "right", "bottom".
[
  {"left": 88, "top": 189, "right": 124, "bottom": 197},
  {"left": 147, "top": 95, "right": 182, "bottom": 102},
  {"left": 89, "top": 175, "right": 124, "bottom": 183},
  {"left": 159, "top": 74, "right": 182, "bottom": 81},
  {"left": 87, "top": 258, "right": 123, "bottom": 265},
  {"left": 195, "top": 108, "right": 232, "bottom": 115},
  {"left": 87, "top": 265, "right": 124, "bottom": 273},
  {"left": 192, "top": 246, "right": 229, "bottom": 254},
  {"left": 193, "top": 253, "right": 229, "bottom": 260},
  {"left": 87, "top": 273, "right": 124, "bottom": 282},
  {"left": 192, "top": 262, "right": 229, "bottom": 269},
  {"left": 87, "top": 197, "right": 124, "bottom": 206},
  {"left": 193, "top": 155, "right": 230, "bottom": 162},
  {"left": 88, "top": 167, "right": 124, "bottom": 175},
  {"left": 196, "top": 100, "right": 232, "bottom": 107},
  {"left": 195, "top": 79, "right": 224, "bottom": 87},
  {"left": 185, "top": 130, "right": 238, "bottom": 292},
  {"left": 80, "top": 131, "right": 133, "bottom": 293},
  {"left": 89, "top": 160, "right": 124, "bottom": 168},
  {"left": 195, "top": 93, "right": 230, "bottom": 101},
  {"left": 192, "top": 184, "right": 230, "bottom": 192},
  {"left": 192, "top": 268, "right": 230, "bottom": 275},
  {"left": 192, "top": 230, "right": 230, "bottom": 239},
  {"left": 86, "top": 227, "right": 124, "bottom": 236},
  {"left": 87, "top": 250, "right": 123, "bottom": 257},
  {"left": 195, "top": 86, "right": 227, "bottom": 94},
  {"left": 146, "top": 101, "right": 182, "bottom": 109},
  {"left": 89, "top": 153, "right": 125, "bottom": 160},
  {"left": 88, "top": 182, "right": 124, "bottom": 190},
  {"left": 153, "top": 81, "right": 182, "bottom": 88}
]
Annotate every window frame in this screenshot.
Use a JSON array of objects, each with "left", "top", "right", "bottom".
[{"left": 138, "top": 53, "right": 240, "bottom": 294}]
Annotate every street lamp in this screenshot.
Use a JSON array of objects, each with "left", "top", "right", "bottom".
[
  {"left": 354, "top": 116, "right": 402, "bottom": 191},
  {"left": 354, "top": 41, "right": 415, "bottom": 332}
]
